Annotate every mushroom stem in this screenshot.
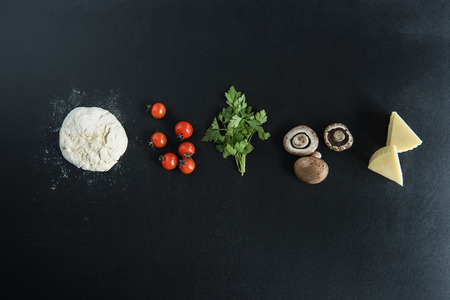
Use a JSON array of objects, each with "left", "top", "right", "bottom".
[
  {"left": 311, "top": 151, "right": 322, "bottom": 159},
  {"left": 333, "top": 130, "right": 346, "bottom": 142},
  {"left": 291, "top": 133, "right": 309, "bottom": 148}
]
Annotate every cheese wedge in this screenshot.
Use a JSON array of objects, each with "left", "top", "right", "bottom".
[
  {"left": 386, "top": 111, "right": 422, "bottom": 152},
  {"left": 368, "top": 145, "right": 403, "bottom": 186}
]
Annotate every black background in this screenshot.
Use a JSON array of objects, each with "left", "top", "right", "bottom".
[{"left": 1, "top": 0, "right": 449, "bottom": 299}]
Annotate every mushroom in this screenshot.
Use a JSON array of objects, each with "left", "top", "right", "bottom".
[
  {"left": 323, "top": 123, "right": 354, "bottom": 152},
  {"left": 283, "top": 125, "right": 319, "bottom": 156},
  {"left": 293, "top": 151, "right": 329, "bottom": 184}
]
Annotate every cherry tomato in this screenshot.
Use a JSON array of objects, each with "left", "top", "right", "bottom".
[
  {"left": 179, "top": 157, "right": 195, "bottom": 174},
  {"left": 147, "top": 103, "right": 166, "bottom": 119},
  {"left": 149, "top": 132, "right": 167, "bottom": 148},
  {"left": 175, "top": 121, "right": 193, "bottom": 140},
  {"left": 159, "top": 153, "right": 178, "bottom": 170},
  {"left": 178, "top": 142, "right": 195, "bottom": 158}
]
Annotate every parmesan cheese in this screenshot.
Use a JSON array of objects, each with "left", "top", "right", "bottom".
[
  {"left": 368, "top": 145, "right": 403, "bottom": 186},
  {"left": 386, "top": 112, "right": 422, "bottom": 152}
]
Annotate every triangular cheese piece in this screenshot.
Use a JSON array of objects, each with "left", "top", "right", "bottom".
[
  {"left": 368, "top": 145, "right": 403, "bottom": 186},
  {"left": 386, "top": 111, "right": 422, "bottom": 152}
]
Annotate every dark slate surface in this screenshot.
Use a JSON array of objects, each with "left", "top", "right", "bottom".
[{"left": 1, "top": 0, "right": 449, "bottom": 299}]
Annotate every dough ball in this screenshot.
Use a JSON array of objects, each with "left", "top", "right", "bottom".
[{"left": 59, "top": 107, "right": 128, "bottom": 172}]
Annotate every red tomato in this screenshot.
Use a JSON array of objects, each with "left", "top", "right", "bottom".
[
  {"left": 159, "top": 153, "right": 177, "bottom": 170},
  {"left": 179, "top": 157, "right": 195, "bottom": 174},
  {"left": 149, "top": 132, "right": 167, "bottom": 148},
  {"left": 147, "top": 103, "right": 166, "bottom": 119},
  {"left": 178, "top": 142, "right": 195, "bottom": 157},
  {"left": 175, "top": 121, "right": 193, "bottom": 140}
]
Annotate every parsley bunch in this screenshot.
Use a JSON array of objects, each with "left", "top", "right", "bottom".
[{"left": 202, "top": 86, "right": 270, "bottom": 176}]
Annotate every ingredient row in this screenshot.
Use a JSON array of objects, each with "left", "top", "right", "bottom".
[{"left": 58, "top": 87, "right": 422, "bottom": 187}]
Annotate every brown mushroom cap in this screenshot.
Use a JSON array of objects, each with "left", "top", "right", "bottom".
[
  {"left": 323, "top": 123, "right": 354, "bottom": 152},
  {"left": 283, "top": 125, "right": 319, "bottom": 156},
  {"left": 294, "top": 156, "right": 329, "bottom": 184}
]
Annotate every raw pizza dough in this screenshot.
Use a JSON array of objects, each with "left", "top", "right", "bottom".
[{"left": 59, "top": 107, "right": 128, "bottom": 171}]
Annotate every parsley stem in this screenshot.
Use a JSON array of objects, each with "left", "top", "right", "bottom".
[
  {"left": 235, "top": 153, "right": 246, "bottom": 176},
  {"left": 248, "top": 130, "right": 256, "bottom": 142}
]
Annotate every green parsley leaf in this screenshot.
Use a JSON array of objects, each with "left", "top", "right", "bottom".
[
  {"left": 211, "top": 118, "right": 219, "bottom": 130},
  {"left": 258, "top": 131, "right": 271, "bottom": 140},
  {"left": 255, "top": 110, "right": 268, "bottom": 124},
  {"left": 228, "top": 115, "right": 242, "bottom": 129},
  {"left": 226, "top": 144, "right": 237, "bottom": 156}
]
